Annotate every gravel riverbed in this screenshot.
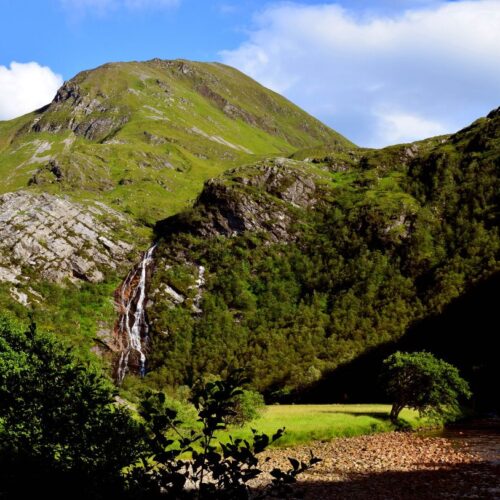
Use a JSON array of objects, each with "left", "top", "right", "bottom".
[{"left": 256, "top": 431, "right": 500, "bottom": 499}]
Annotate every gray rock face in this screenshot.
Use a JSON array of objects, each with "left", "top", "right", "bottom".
[
  {"left": 195, "top": 179, "right": 293, "bottom": 241},
  {"left": 0, "top": 191, "right": 133, "bottom": 286},
  {"left": 189, "top": 160, "right": 319, "bottom": 242},
  {"left": 235, "top": 159, "right": 318, "bottom": 207},
  {"left": 30, "top": 81, "right": 129, "bottom": 141},
  {"left": 155, "top": 159, "right": 321, "bottom": 245}
]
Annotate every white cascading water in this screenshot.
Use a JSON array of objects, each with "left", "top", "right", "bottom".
[
  {"left": 192, "top": 265, "right": 205, "bottom": 313},
  {"left": 116, "top": 243, "right": 157, "bottom": 383}
]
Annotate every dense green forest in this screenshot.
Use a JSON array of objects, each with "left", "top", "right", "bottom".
[{"left": 145, "top": 108, "right": 499, "bottom": 399}]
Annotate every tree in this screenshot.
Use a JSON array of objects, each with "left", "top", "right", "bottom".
[
  {"left": 381, "top": 351, "right": 471, "bottom": 424},
  {"left": 0, "top": 316, "right": 145, "bottom": 499}
]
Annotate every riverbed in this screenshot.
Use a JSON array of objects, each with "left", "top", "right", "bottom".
[{"left": 258, "top": 420, "right": 500, "bottom": 498}]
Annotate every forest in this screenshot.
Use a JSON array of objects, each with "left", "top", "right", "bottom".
[{"left": 143, "top": 108, "right": 499, "bottom": 403}]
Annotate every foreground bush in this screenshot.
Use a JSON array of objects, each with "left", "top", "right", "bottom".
[
  {"left": 0, "top": 317, "right": 318, "bottom": 499},
  {"left": 0, "top": 316, "right": 145, "bottom": 499},
  {"left": 126, "top": 374, "right": 320, "bottom": 499}
]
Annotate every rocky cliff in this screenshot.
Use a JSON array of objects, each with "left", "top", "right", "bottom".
[
  {"left": 0, "top": 191, "right": 136, "bottom": 304},
  {"left": 139, "top": 108, "right": 499, "bottom": 394}
]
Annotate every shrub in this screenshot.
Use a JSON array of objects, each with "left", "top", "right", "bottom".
[
  {"left": 0, "top": 316, "right": 145, "bottom": 499},
  {"left": 126, "top": 373, "right": 320, "bottom": 499},
  {"left": 226, "top": 389, "right": 266, "bottom": 426},
  {"left": 0, "top": 318, "right": 318, "bottom": 498}
]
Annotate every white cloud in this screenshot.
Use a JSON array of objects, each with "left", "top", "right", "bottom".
[
  {"left": 0, "top": 62, "right": 63, "bottom": 121},
  {"left": 221, "top": 1, "right": 500, "bottom": 147},
  {"left": 375, "top": 110, "right": 448, "bottom": 145}
]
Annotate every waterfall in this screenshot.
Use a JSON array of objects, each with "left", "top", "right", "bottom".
[
  {"left": 192, "top": 265, "right": 205, "bottom": 313},
  {"left": 115, "top": 243, "right": 157, "bottom": 384}
]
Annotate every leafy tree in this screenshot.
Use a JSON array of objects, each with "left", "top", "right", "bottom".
[
  {"left": 226, "top": 389, "right": 265, "bottom": 426},
  {"left": 381, "top": 351, "right": 471, "bottom": 424},
  {"left": 0, "top": 316, "right": 145, "bottom": 499}
]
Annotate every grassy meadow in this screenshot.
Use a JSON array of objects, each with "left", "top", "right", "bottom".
[{"left": 217, "top": 404, "right": 432, "bottom": 448}]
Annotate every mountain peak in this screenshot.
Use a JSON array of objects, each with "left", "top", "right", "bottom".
[{"left": 0, "top": 59, "right": 353, "bottom": 226}]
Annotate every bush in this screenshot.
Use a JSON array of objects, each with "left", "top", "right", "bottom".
[
  {"left": 227, "top": 389, "right": 265, "bottom": 426},
  {"left": 126, "top": 374, "right": 320, "bottom": 499},
  {"left": 0, "top": 318, "right": 318, "bottom": 498},
  {"left": 0, "top": 316, "right": 145, "bottom": 499}
]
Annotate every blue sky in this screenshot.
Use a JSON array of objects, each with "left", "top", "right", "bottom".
[{"left": 1, "top": 0, "right": 499, "bottom": 146}]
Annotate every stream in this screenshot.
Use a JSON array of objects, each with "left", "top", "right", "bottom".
[
  {"left": 424, "top": 418, "right": 500, "bottom": 465},
  {"left": 115, "top": 243, "right": 157, "bottom": 383}
]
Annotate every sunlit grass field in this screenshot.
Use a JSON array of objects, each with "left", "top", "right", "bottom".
[{"left": 217, "top": 404, "right": 431, "bottom": 448}]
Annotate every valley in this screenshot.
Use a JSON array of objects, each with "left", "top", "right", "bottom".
[
  {"left": 2, "top": 0, "right": 499, "bottom": 494},
  {"left": 0, "top": 60, "right": 498, "bottom": 411}
]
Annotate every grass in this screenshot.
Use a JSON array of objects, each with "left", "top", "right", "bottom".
[
  {"left": 140, "top": 402, "right": 437, "bottom": 457},
  {"left": 216, "top": 404, "right": 434, "bottom": 448},
  {"left": 0, "top": 59, "right": 353, "bottom": 226},
  {"left": 0, "top": 278, "right": 121, "bottom": 364}
]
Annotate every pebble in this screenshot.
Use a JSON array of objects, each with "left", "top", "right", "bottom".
[{"left": 254, "top": 432, "right": 500, "bottom": 499}]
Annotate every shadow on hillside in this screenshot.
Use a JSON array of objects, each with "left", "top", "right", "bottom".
[
  {"left": 284, "top": 462, "right": 500, "bottom": 500},
  {"left": 290, "top": 272, "right": 500, "bottom": 412}
]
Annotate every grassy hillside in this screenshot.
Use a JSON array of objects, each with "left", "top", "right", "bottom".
[
  {"left": 0, "top": 59, "right": 352, "bottom": 226},
  {"left": 0, "top": 60, "right": 497, "bottom": 405},
  {"left": 0, "top": 59, "right": 353, "bottom": 354}
]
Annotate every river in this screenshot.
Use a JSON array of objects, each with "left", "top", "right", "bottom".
[{"left": 426, "top": 418, "right": 500, "bottom": 465}]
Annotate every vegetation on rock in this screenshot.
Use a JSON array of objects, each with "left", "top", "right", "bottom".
[{"left": 146, "top": 108, "right": 499, "bottom": 399}]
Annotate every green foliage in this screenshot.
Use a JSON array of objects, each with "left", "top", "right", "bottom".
[
  {"left": 381, "top": 351, "right": 472, "bottom": 424},
  {"left": 0, "top": 316, "right": 145, "bottom": 499},
  {"left": 147, "top": 109, "right": 500, "bottom": 397},
  {"left": 227, "top": 389, "right": 266, "bottom": 427},
  {"left": 126, "top": 372, "right": 320, "bottom": 499},
  {"left": 0, "top": 324, "right": 317, "bottom": 498},
  {"left": 0, "top": 277, "right": 122, "bottom": 364}
]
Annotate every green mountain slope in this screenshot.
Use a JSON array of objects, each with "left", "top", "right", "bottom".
[
  {"left": 0, "top": 59, "right": 497, "bottom": 405},
  {"left": 0, "top": 58, "right": 352, "bottom": 362},
  {"left": 144, "top": 107, "right": 499, "bottom": 398},
  {"left": 0, "top": 59, "right": 352, "bottom": 225}
]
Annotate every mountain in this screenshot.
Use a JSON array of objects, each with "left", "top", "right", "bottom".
[
  {"left": 0, "top": 59, "right": 498, "bottom": 406},
  {"left": 0, "top": 59, "right": 352, "bottom": 358},
  {"left": 0, "top": 59, "right": 351, "bottom": 225}
]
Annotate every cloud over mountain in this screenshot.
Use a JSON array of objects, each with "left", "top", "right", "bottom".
[
  {"left": 0, "top": 62, "right": 63, "bottom": 121},
  {"left": 222, "top": 1, "right": 500, "bottom": 147}
]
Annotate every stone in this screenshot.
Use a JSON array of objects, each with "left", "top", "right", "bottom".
[{"left": 0, "top": 191, "right": 134, "bottom": 286}]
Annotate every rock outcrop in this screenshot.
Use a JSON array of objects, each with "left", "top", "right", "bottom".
[
  {"left": 0, "top": 191, "right": 134, "bottom": 288},
  {"left": 30, "top": 81, "right": 130, "bottom": 141},
  {"left": 156, "top": 159, "right": 320, "bottom": 243}
]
